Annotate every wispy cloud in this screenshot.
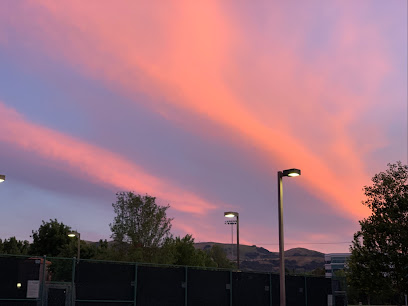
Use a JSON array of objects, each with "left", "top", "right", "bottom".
[
  {"left": 0, "top": 102, "right": 216, "bottom": 214},
  {"left": 1, "top": 1, "right": 402, "bottom": 225}
]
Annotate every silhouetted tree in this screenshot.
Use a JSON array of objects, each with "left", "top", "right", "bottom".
[
  {"left": 0, "top": 237, "right": 30, "bottom": 255},
  {"left": 110, "top": 192, "right": 173, "bottom": 262},
  {"left": 30, "top": 219, "right": 72, "bottom": 257},
  {"left": 348, "top": 162, "right": 408, "bottom": 305},
  {"left": 209, "top": 245, "right": 234, "bottom": 269},
  {"left": 169, "top": 234, "right": 216, "bottom": 267}
]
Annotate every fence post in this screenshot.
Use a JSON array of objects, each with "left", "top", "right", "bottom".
[
  {"left": 230, "top": 270, "right": 233, "bottom": 306},
  {"left": 304, "top": 276, "right": 307, "bottom": 306},
  {"left": 270, "top": 273, "right": 272, "bottom": 306},
  {"left": 71, "top": 257, "right": 76, "bottom": 306},
  {"left": 184, "top": 266, "right": 188, "bottom": 306},
  {"left": 133, "top": 264, "right": 138, "bottom": 306},
  {"left": 41, "top": 255, "right": 47, "bottom": 306}
]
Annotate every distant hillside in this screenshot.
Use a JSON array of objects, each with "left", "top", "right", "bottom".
[
  {"left": 195, "top": 242, "right": 325, "bottom": 273},
  {"left": 85, "top": 240, "right": 325, "bottom": 274}
]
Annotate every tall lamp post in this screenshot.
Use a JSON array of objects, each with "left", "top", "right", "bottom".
[
  {"left": 0, "top": 174, "right": 5, "bottom": 183},
  {"left": 224, "top": 211, "right": 239, "bottom": 270},
  {"left": 278, "top": 168, "right": 301, "bottom": 306},
  {"left": 68, "top": 231, "right": 81, "bottom": 262}
]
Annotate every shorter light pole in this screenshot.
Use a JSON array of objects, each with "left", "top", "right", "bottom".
[
  {"left": 0, "top": 174, "right": 5, "bottom": 183},
  {"left": 225, "top": 219, "right": 236, "bottom": 260},
  {"left": 68, "top": 231, "right": 81, "bottom": 262},
  {"left": 224, "top": 211, "right": 239, "bottom": 270}
]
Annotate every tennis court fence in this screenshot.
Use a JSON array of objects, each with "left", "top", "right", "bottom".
[{"left": 0, "top": 254, "right": 332, "bottom": 306}]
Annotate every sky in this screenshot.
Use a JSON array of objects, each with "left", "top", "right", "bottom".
[{"left": 0, "top": 1, "right": 406, "bottom": 254}]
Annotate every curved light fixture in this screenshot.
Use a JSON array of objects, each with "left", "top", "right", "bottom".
[
  {"left": 224, "top": 211, "right": 238, "bottom": 218},
  {"left": 67, "top": 231, "right": 78, "bottom": 238},
  {"left": 282, "top": 168, "right": 301, "bottom": 177},
  {"left": 0, "top": 174, "right": 5, "bottom": 183}
]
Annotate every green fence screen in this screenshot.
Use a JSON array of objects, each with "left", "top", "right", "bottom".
[{"left": 0, "top": 254, "right": 331, "bottom": 306}]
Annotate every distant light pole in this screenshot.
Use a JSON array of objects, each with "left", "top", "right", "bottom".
[
  {"left": 68, "top": 231, "right": 81, "bottom": 261},
  {"left": 278, "top": 168, "right": 301, "bottom": 306},
  {"left": 224, "top": 211, "right": 239, "bottom": 270},
  {"left": 0, "top": 174, "right": 5, "bottom": 183},
  {"left": 225, "top": 218, "right": 236, "bottom": 260}
]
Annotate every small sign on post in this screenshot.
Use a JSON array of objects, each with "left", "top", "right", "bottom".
[{"left": 26, "top": 280, "right": 40, "bottom": 298}]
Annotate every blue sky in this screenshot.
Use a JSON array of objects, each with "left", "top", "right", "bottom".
[{"left": 0, "top": 1, "right": 406, "bottom": 253}]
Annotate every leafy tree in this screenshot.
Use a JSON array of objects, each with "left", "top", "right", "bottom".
[
  {"left": 110, "top": 193, "right": 172, "bottom": 246},
  {"left": 209, "top": 245, "right": 234, "bottom": 269},
  {"left": 348, "top": 162, "right": 408, "bottom": 305},
  {"left": 0, "top": 237, "right": 30, "bottom": 255},
  {"left": 172, "top": 234, "right": 199, "bottom": 266},
  {"left": 109, "top": 192, "right": 173, "bottom": 262},
  {"left": 91, "top": 239, "right": 112, "bottom": 260},
  {"left": 57, "top": 239, "right": 99, "bottom": 260},
  {"left": 195, "top": 249, "right": 217, "bottom": 268},
  {"left": 169, "top": 234, "right": 215, "bottom": 267},
  {"left": 30, "top": 219, "right": 72, "bottom": 257}
]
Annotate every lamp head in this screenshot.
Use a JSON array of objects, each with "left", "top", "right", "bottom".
[
  {"left": 282, "top": 168, "right": 301, "bottom": 177},
  {"left": 0, "top": 174, "right": 5, "bottom": 183},
  {"left": 68, "top": 231, "right": 78, "bottom": 238},
  {"left": 224, "top": 211, "right": 238, "bottom": 218}
]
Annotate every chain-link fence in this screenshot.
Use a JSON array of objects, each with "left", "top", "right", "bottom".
[{"left": 0, "top": 254, "right": 331, "bottom": 306}]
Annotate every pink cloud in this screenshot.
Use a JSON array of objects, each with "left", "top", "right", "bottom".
[
  {"left": 0, "top": 102, "right": 216, "bottom": 214},
  {"left": 0, "top": 1, "right": 398, "bottom": 222}
]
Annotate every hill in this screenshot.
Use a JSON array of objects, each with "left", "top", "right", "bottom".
[{"left": 194, "top": 242, "right": 325, "bottom": 274}]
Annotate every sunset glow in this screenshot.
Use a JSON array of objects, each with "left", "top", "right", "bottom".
[{"left": 0, "top": 1, "right": 406, "bottom": 253}]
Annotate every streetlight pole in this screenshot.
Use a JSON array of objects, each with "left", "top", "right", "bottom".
[
  {"left": 278, "top": 171, "right": 285, "bottom": 306},
  {"left": 278, "top": 168, "right": 301, "bottom": 306},
  {"left": 224, "top": 219, "right": 235, "bottom": 260},
  {"left": 237, "top": 214, "right": 239, "bottom": 270},
  {"left": 224, "top": 211, "right": 240, "bottom": 270},
  {"left": 68, "top": 231, "right": 81, "bottom": 262}
]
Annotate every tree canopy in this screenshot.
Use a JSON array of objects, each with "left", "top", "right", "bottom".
[
  {"left": 108, "top": 192, "right": 232, "bottom": 267},
  {"left": 30, "top": 219, "right": 73, "bottom": 257},
  {"left": 110, "top": 192, "right": 173, "bottom": 248},
  {"left": 1, "top": 192, "right": 233, "bottom": 270},
  {"left": 0, "top": 237, "right": 29, "bottom": 255},
  {"left": 348, "top": 162, "right": 408, "bottom": 305}
]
